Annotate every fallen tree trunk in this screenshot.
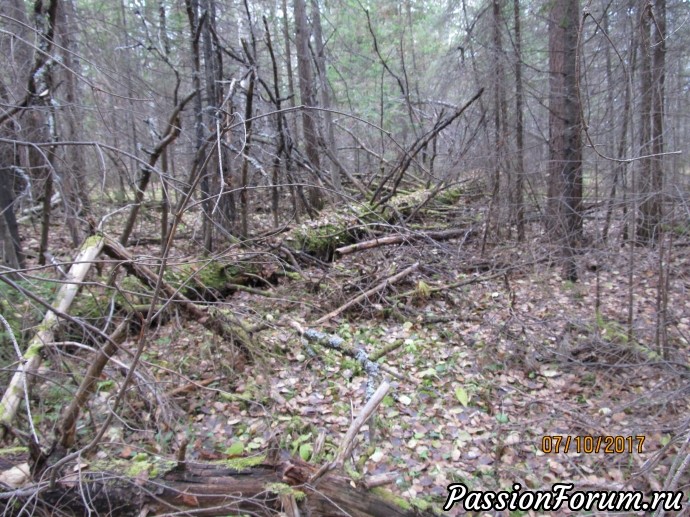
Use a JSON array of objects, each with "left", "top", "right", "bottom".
[
  {"left": 27, "top": 454, "right": 435, "bottom": 516},
  {"left": 103, "top": 237, "right": 256, "bottom": 356},
  {"left": 334, "top": 228, "right": 475, "bottom": 257},
  {"left": 17, "top": 192, "right": 61, "bottom": 224},
  {"left": 0, "top": 235, "right": 105, "bottom": 440},
  {"left": 281, "top": 185, "right": 478, "bottom": 262}
]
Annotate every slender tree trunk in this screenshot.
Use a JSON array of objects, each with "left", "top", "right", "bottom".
[
  {"left": 513, "top": 0, "right": 525, "bottom": 242},
  {"left": 38, "top": 168, "right": 53, "bottom": 266},
  {"left": 264, "top": 16, "right": 296, "bottom": 227},
  {"left": 0, "top": 172, "right": 24, "bottom": 273},
  {"left": 281, "top": 0, "right": 299, "bottom": 140},
  {"left": 160, "top": 147, "right": 170, "bottom": 254},
  {"left": 279, "top": 0, "right": 303, "bottom": 221},
  {"left": 637, "top": 0, "right": 654, "bottom": 243},
  {"left": 603, "top": 31, "right": 636, "bottom": 242},
  {"left": 32, "top": 0, "right": 60, "bottom": 266},
  {"left": 310, "top": 0, "right": 341, "bottom": 194},
  {"left": 240, "top": 71, "right": 255, "bottom": 238},
  {"left": 118, "top": 0, "right": 141, "bottom": 193},
  {"left": 200, "top": 0, "right": 222, "bottom": 252}
]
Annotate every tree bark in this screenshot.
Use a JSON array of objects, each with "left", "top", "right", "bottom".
[
  {"left": 293, "top": 0, "right": 324, "bottom": 212},
  {"left": 0, "top": 235, "right": 105, "bottom": 440},
  {"left": 482, "top": 0, "right": 508, "bottom": 253},
  {"left": 0, "top": 0, "right": 33, "bottom": 271},
  {"left": 638, "top": 0, "right": 665, "bottom": 243},
  {"left": 56, "top": 0, "right": 90, "bottom": 247},
  {"left": 33, "top": 456, "right": 433, "bottom": 516},
  {"left": 513, "top": 0, "right": 525, "bottom": 241},
  {"left": 546, "top": 0, "right": 582, "bottom": 281},
  {"left": 311, "top": 0, "right": 341, "bottom": 193}
]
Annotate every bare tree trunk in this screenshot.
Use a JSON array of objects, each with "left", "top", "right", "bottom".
[
  {"left": 0, "top": 0, "right": 32, "bottom": 271},
  {"left": 160, "top": 147, "right": 170, "bottom": 254},
  {"left": 240, "top": 70, "right": 255, "bottom": 238},
  {"left": 119, "top": 92, "right": 194, "bottom": 246},
  {"left": 200, "top": 0, "right": 222, "bottom": 252},
  {"left": 294, "top": 0, "right": 324, "bottom": 212},
  {"left": 546, "top": 0, "right": 582, "bottom": 281},
  {"left": 118, "top": 0, "right": 141, "bottom": 196},
  {"left": 513, "top": 0, "right": 525, "bottom": 242},
  {"left": 639, "top": 0, "right": 665, "bottom": 243},
  {"left": 278, "top": 0, "right": 304, "bottom": 221},
  {"left": 31, "top": 0, "right": 60, "bottom": 266},
  {"left": 637, "top": 0, "right": 654, "bottom": 243},
  {"left": 0, "top": 174, "right": 23, "bottom": 273},
  {"left": 56, "top": 0, "right": 90, "bottom": 247},
  {"left": 603, "top": 30, "right": 636, "bottom": 242},
  {"left": 38, "top": 167, "right": 54, "bottom": 266},
  {"left": 263, "top": 16, "right": 295, "bottom": 227},
  {"left": 281, "top": 0, "right": 297, "bottom": 117},
  {"left": 310, "top": 0, "right": 341, "bottom": 194},
  {"left": 482, "top": 0, "right": 508, "bottom": 253}
]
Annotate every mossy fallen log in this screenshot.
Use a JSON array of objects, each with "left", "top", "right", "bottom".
[
  {"left": 103, "top": 237, "right": 256, "bottom": 356},
  {"left": 283, "top": 185, "right": 476, "bottom": 262},
  {"left": 19, "top": 454, "right": 437, "bottom": 516}
]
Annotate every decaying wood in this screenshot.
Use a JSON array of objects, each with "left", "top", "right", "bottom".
[
  {"left": 310, "top": 381, "right": 390, "bottom": 485},
  {"left": 335, "top": 228, "right": 474, "bottom": 257},
  {"left": 165, "top": 376, "right": 224, "bottom": 398},
  {"left": 26, "top": 454, "right": 435, "bottom": 516},
  {"left": 16, "top": 192, "right": 61, "bottom": 224},
  {"left": 314, "top": 262, "right": 419, "bottom": 325},
  {"left": 363, "top": 472, "right": 399, "bottom": 489},
  {"left": 0, "top": 235, "right": 105, "bottom": 440},
  {"left": 103, "top": 236, "right": 256, "bottom": 355},
  {"left": 280, "top": 186, "right": 471, "bottom": 263}
]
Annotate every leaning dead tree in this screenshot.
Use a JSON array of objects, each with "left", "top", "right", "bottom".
[
  {"left": 103, "top": 236, "right": 256, "bottom": 354},
  {"left": 0, "top": 235, "right": 105, "bottom": 440}
]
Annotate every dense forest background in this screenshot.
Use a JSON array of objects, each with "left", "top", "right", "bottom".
[{"left": 1, "top": 0, "right": 690, "bottom": 515}]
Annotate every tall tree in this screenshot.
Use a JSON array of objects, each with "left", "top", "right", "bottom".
[
  {"left": 293, "top": 0, "right": 323, "bottom": 212},
  {"left": 200, "top": 0, "right": 223, "bottom": 250},
  {"left": 56, "top": 0, "right": 90, "bottom": 246},
  {"left": 310, "top": 0, "right": 341, "bottom": 193},
  {"left": 546, "top": 0, "right": 582, "bottom": 281},
  {"left": 513, "top": 0, "right": 525, "bottom": 242},
  {"left": 0, "top": 0, "right": 32, "bottom": 271},
  {"left": 638, "top": 0, "right": 666, "bottom": 243}
]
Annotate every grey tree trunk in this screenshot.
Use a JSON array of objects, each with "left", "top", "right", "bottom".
[
  {"left": 294, "top": 0, "right": 324, "bottom": 212},
  {"left": 0, "top": 0, "right": 32, "bottom": 271},
  {"left": 513, "top": 0, "right": 525, "bottom": 242},
  {"left": 310, "top": 0, "right": 341, "bottom": 194}
]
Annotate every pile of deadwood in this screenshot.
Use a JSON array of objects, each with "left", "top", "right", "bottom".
[{"left": 0, "top": 233, "right": 442, "bottom": 516}]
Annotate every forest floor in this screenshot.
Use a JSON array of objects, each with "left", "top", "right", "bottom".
[
  {"left": 120, "top": 223, "right": 690, "bottom": 514},
  {"left": 7, "top": 199, "right": 690, "bottom": 516}
]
